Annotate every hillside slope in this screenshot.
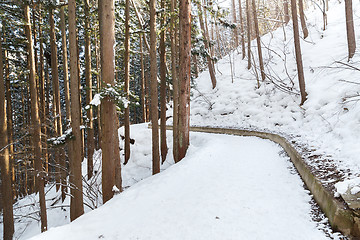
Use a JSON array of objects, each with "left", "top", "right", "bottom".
[{"left": 188, "top": 0, "right": 360, "bottom": 193}]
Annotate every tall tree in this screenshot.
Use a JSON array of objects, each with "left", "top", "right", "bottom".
[
  {"left": 150, "top": 0, "right": 160, "bottom": 173},
  {"left": 177, "top": 0, "right": 191, "bottom": 160},
  {"left": 345, "top": 0, "right": 356, "bottom": 60},
  {"left": 291, "top": 0, "right": 307, "bottom": 105},
  {"left": 160, "top": 0, "right": 168, "bottom": 163},
  {"left": 252, "top": 0, "right": 265, "bottom": 81},
  {"left": 140, "top": 34, "right": 146, "bottom": 123},
  {"left": 246, "top": 0, "right": 252, "bottom": 69},
  {"left": 232, "top": 0, "right": 239, "bottom": 47},
  {"left": 4, "top": 33, "right": 15, "bottom": 198},
  {"left": 49, "top": 6, "right": 64, "bottom": 192},
  {"left": 197, "top": 2, "right": 217, "bottom": 89},
  {"left": 85, "top": 0, "right": 95, "bottom": 179},
  {"left": 124, "top": 0, "right": 131, "bottom": 165},
  {"left": 0, "top": 29, "right": 14, "bottom": 240},
  {"left": 238, "top": 0, "right": 246, "bottom": 59},
  {"left": 68, "top": 0, "right": 84, "bottom": 220},
  {"left": 171, "top": 0, "right": 179, "bottom": 163},
  {"left": 298, "top": 0, "right": 308, "bottom": 39},
  {"left": 24, "top": 4, "right": 48, "bottom": 231},
  {"left": 60, "top": 0, "right": 70, "bottom": 201},
  {"left": 99, "top": 0, "right": 123, "bottom": 201},
  {"left": 284, "top": 0, "right": 290, "bottom": 24}
]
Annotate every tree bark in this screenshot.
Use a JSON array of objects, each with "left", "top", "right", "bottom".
[
  {"left": 232, "top": 0, "right": 239, "bottom": 47},
  {"left": 60, "top": 0, "right": 70, "bottom": 201},
  {"left": 345, "top": 0, "right": 356, "bottom": 60},
  {"left": 197, "top": 3, "right": 217, "bottom": 89},
  {"left": 50, "top": 7, "right": 65, "bottom": 193},
  {"left": 252, "top": 0, "right": 265, "bottom": 81},
  {"left": 246, "top": 0, "right": 252, "bottom": 69},
  {"left": 238, "top": 0, "right": 246, "bottom": 59},
  {"left": 24, "top": 4, "right": 48, "bottom": 232},
  {"left": 298, "top": 0, "right": 308, "bottom": 39},
  {"left": 140, "top": 34, "right": 146, "bottom": 123},
  {"left": 149, "top": 0, "right": 160, "bottom": 174},
  {"left": 178, "top": 0, "right": 191, "bottom": 160},
  {"left": 0, "top": 28, "right": 14, "bottom": 240},
  {"left": 85, "top": 0, "right": 95, "bottom": 179},
  {"left": 284, "top": 0, "right": 290, "bottom": 24},
  {"left": 68, "top": 0, "right": 84, "bottom": 220},
  {"left": 291, "top": 0, "right": 307, "bottom": 105},
  {"left": 124, "top": 0, "right": 131, "bottom": 165},
  {"left": 160, "top": 0, "right": 168, "bottom": 164},
  {"left": 99, "top": 0, "right": 123, "bottom": 202},
  {"left": 4, "top": 37, "right": 15, "bottom": 199},
  {"left": 170, "top": 0, "right": 179, "bottom": 163}
]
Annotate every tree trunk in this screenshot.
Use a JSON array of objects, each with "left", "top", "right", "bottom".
[
  {"left": 246, "top": 0, "right": 252, "bottom": 69},
  {"left": 24, "top": 4, "right": 48, "bottom": 232},
  {"left": 298, "top": 0, "right": 308, "bottom": 39},
  {"left": 252, "top": 0, "right": 265, "bottom": 81},
  {"left": 160, "top": 0, "right": 168, "bottom": 164},
  {"left": 99, "top": 0, "right": 123, "bottom": 202},
  {"left": 50, "top": 8, "right": 64, "bottom": 193},
  {"left": 38, "top": 4, "right": 49, "bottom": 176},
  {"left": 4, "top": 39, "right": 15, "bottom": 199},
  {"left": 232, "top": 0, "right": 239, "bottom": 47},
  {"left": 0, "top": 29, "right": 14, "bottom": 240},
  {"left": 124, "top": 0, "right": 131, "bottom": 165},
  {"left": 85, "top": 0, "right": 95, "bottom": 179},
  {"left": 140, "top": 34, "right": 146, "bottom": 123},
  {"left": 345, "top": 0, "right": 356, "bottom": 60},
  {"left": 149, "top": 0, "right": 160, "bottom": 174},
  {"left": 60, "top": 0, "right": 70, "bottom": 201},
  {"left": 284, "top": 0, "right": 290, "bottom": 24},
  {"left": 170, "top": 0, "right": 179, "bottom": 163},
  {"left": 178, "top": 0, "right": 191, "bottom": 161},
  {"left": 238, "top": 0, "right": 246, "bottom": 59},
  {"left": 291, "top": 0, "right": 307, "bottom": 105},
  {"left": 68, "top": 0, "right": 84, "bottom": 220},
  {"left": 197, "top": 3, "right": 217, "bottom": 89}
]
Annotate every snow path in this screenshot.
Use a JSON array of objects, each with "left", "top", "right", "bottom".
[{"left": 30, "top": 132, "right": 332, "bottom": 240}]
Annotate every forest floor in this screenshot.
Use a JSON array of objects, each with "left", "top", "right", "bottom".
[{"left": 29, "top": 125, "right": 345, "bottom": 240}]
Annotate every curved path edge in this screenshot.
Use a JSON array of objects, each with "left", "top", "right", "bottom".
[{"left": 166, "top": 125, "right": 360, "bottom": 238}]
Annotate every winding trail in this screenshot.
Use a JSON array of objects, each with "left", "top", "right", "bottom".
[{"left": 30, "top": 131, "right": 336, "bottom": 240}]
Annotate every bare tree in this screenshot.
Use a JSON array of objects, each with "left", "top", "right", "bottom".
[
  {"left": 252, "top": 0, "right": 265, "bottom": 81},
  {"left": 345, "top": 0, "right": 356, "bottom": 60},
  {"left": 298, "top": 0, "right": 308, "bottom": 39},
  {"left": 291, "top": 0, "right": 307, "bottom": 105},
  {"left": 246, "top": 0, "right": 252, "bottom": 69},
  {"left": 238, "top": 0, "right": 246, "bottom": 58}
]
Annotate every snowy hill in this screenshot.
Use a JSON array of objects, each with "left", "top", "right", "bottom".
[{"left": 190, "top": 0, "right": 360, "bottom": 192}]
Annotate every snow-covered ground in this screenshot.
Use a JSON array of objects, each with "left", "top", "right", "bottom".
[
  {"left": 30, "top": 130, "right": 343, "bottom": 240},
  {"left": 187, "top": 0, "right": 360, "bottom": 195},
  {"left": 2, "top": 124, "right": 174, "bottom": 239}
]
